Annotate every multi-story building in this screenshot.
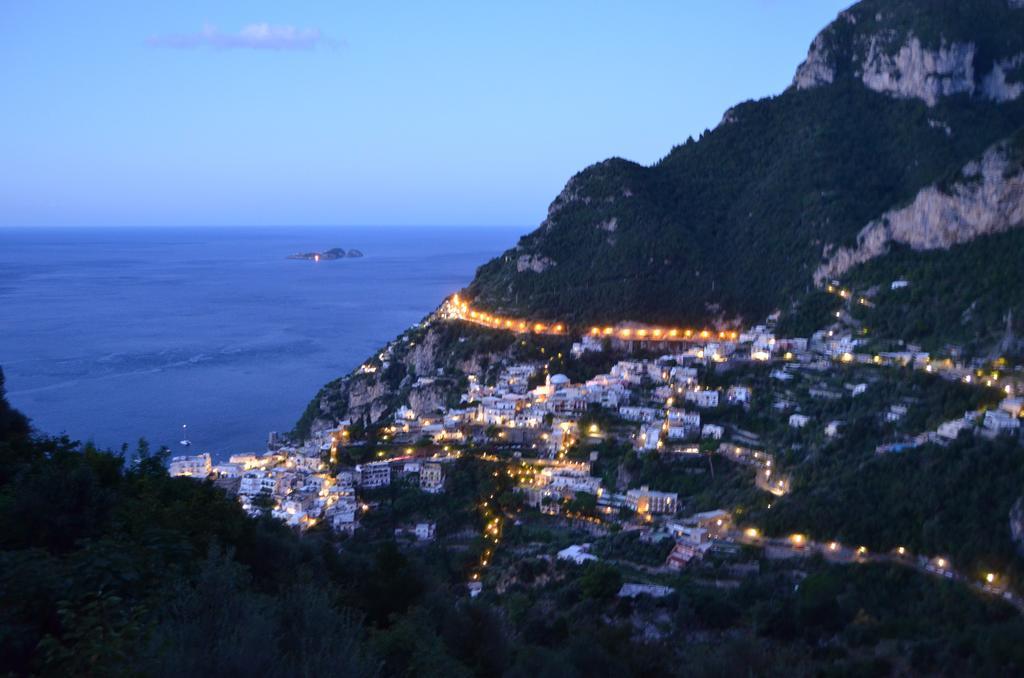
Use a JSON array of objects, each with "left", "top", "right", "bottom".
[
  {"left": 637, "top": 424, "right": 662, "bottom": 451},
  {"left": 727, "top": 386, "right": 752, "bottom": 405},
  {"left": 686, "top": 390, "right": 720, "bottom": 409},
  {"left": 238, "top": 470, "right": 285, "bottom": 497},
  {"left": 355, "top": 462, "right": 391, "bottom": 488},
  {"left": 420, "top": 462, "right": 445, "bottom": 494},
  {"left": 626, "top": 486, "right": 678, "bottom": 515},
  {"left": 328, "top": 500, "right": 359, "bottom": 534},
  {"left": 689, "top": 509, "right": 732, "bottom": 535},
  {"left": 789, "top": 413, "right": 811, "bottom": 429},
  {"left": 168, "top": 453, "right": 212, "bottom": 478}
]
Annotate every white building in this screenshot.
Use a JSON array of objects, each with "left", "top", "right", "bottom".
[
  {"left": 213, "top": 462, "right": 243, "bottom": 478},
  {"left": 611, "top": 361, "right": 649, "bottom": 385},
  {"left": 666, "top": 425, "right": 690, "bottom": 441},
  {"left": 667, "top": 409, "right": 701, "bottom": 429},
  {"left": 571, "top": 335, "right": 604, "bottom": 357},
  {"left": 619, "top": 406, "right": 660, "bottom": 423},
  {"left": 239, "top": 471, "right": 270, "bottom": 496},
  {"left": 420, "top": 462, "right": 445, "bottom": 493},
  {"left": 329, "top": 503, "right": 359, "bottom": 534},
  {"left": 638, "top": 424, "right": 662, "bottom": 451},
  {"left": 937, "top": 418, "right": 973, "bottom": 440},
  {"left": 548, "top": 373, "right": 571, "bottom": 390},
  {"left": 701, "top": 424, "right": 724, "bottom": 440},
  {"left": 727, "top": 386, "right": 752, "bottom": 405},
  {"left": 886, "top": 405, "right": 908, "bottom": 423},
  {"left": 168, "top": 453, "right": 212, "bottom": 478},
  {"left": 394, "top": 405, "right": 417, "bottom": 423},
  {"left": 686, "top": 390, "right": 720, "bottom": 409},
  {"left": 789, "top": 414, "right": 811, "bottom": 429},
  {"left": 689, "top": 509, "right": 733, "bottom": 535},
  {"left": 229, "top": 454, "right": 263, "bottom": 470},
  {"left": 626, "top": 486, "right": 678, "bottom": 514},
  {"left": 541, "top": 467, "right": 602, "bottom": 496},
  {"left": 670, "top": 366, "right": 698, "bottom": 386},
  {"left": 547, "top": 422, "right": 578, "bottom": 454},
  {"left": 481, "top": 396, "right": 518, "bottom": 425},
  {"left": 557, "top": 544, "right": 598, "bottom": 565},
  {"left": 667, "top": 523, "right": 709, "bottom": 545},
  {"left": 984, "top": 410, "right": 1021, "bottom": 436},
  {"left": 355, "top": 462, "right": 391, "bottom": 488}
]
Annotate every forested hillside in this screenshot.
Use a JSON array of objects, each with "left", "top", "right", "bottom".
[{"left": 464, "top": 0, "right": 1024, "bottom": 341}]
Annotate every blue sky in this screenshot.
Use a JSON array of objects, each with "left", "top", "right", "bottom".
[{"left": 1, "top": 1, "right": 852, "bottom": 228}]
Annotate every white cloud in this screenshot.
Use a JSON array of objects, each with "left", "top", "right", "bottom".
[{"left": 147, "top": 23, "right": 333, "bottom": 51}]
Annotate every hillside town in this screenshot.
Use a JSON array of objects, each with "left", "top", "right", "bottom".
[
  {"left": 11, "top": 0, "right": 1024, "bottom": 673},
  {"left": 168, "top": 288, "right": 1024, "bottom": 611}
]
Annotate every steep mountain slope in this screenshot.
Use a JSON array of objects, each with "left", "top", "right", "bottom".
[
  {"left": 817, "top": 129, "right": 1024, "bottom": 283},
  {"left": 297, "top": 0, "right": 1024, "bottom": 435},
  {"left": 794, "top": 0, "right": 1024, "bottom": 105},
  {"left": 465, "top": 0, "right": 1024, "bottom": 327},
  {"left": 840, "top": 228, "right": 1024, "bottom": 354}
]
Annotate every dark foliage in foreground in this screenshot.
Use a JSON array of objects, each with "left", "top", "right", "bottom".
[{"left": 4, "top": 364, "right": 1024, "bottom": 676}]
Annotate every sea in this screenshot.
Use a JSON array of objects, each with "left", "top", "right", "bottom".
[{"left": 0, "top": 226, "right": 520, "bottom": 458}]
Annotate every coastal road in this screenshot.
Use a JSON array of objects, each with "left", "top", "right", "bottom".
[{"left": 735, "top": 532, "right": 1024, "bottom": 613}]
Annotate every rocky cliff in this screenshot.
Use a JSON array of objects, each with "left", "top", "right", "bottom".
[
  {"left": 816, "top": 134, "right": 1024, "bottom": 283},
  {"left": 293, "top": 314, "right": 537, "bottom": 438},
  {"left": 794, "top": 0, "right": 1024, "bottom": 107}
]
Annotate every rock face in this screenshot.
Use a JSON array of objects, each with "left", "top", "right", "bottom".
[
  {"left": 516, "top": 254, "right": 555, "bottom": 273},
  {"left": 793, "top": 31, "right": 839, "bottom": 90},
  {"left": 858, "top": 37, "right": 978, "bottom": 106},
  {"left": 408, "top": 382, "right": 449, "bottom": 417},
  {"left": 793, "top": 2, "right": 1024, "bottom": 107},
  {"left": 299, "top": 314, "right": 524, "bottom": 438},
  {"left": 815, "top": 137, "right": 1024, "bottom": 283}
]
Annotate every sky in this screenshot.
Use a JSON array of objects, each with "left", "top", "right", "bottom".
[{"left": 0, "top": 1, "right": 853, "bottom": 228}]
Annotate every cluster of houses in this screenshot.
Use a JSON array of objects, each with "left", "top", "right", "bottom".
[
  {"left": 511, "top": 457, "right": 686, "bottom": 520},
  {"left": 511, "top": 451, "right": 762, "bottom": 574},
  {"left": 877, "top": 395, "right": 1024, "bottom": 454},
  {"left": 555, "top": 507, "right": 738, "bottom": 571},
  {"left": 382, "top": 345, "right": 766, "bottom": 462},
  {"left": 167, "top": 441, "right": 453, "bottom": 535},
  {"left": 169, "top": 294, "right": 1023, "bottom": 556}
]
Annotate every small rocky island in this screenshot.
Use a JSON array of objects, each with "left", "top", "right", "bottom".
[{"left": 287, "top": 248, "right": 363, "bottom": 261}]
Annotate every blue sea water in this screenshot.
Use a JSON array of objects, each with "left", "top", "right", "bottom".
[{"left": 0, "top": 226, "right": 520, "bottom": 457}]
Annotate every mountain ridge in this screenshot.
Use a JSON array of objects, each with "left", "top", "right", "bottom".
[
  {"left": 298, "top": 0, "right": 1024, "bottom": 438},
  {"left": 463, "top": 0, "right": 1024, "bottom": 330}
]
